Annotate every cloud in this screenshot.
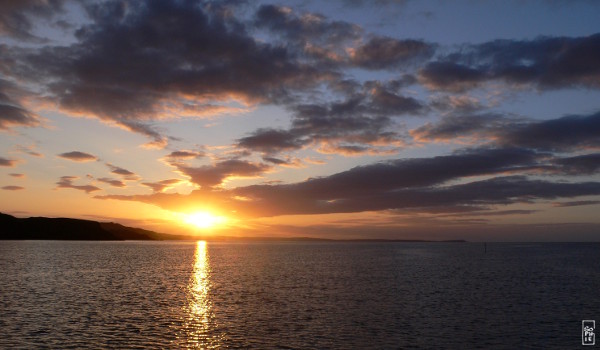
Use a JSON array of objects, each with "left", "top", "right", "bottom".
[
  {"left": 349, "top": 36, "right": 435, "bottom": 70},
  {"left": 106, "top": 163, "right": 139, "bottom": 180},
  {"left": 0, "top": 103, "right": 41, "bottom": 131},
  {"left": 418, "top": 61, "right": 488, "bottom": 92},
  {"left": 262, "top": 156, "right": 304, "bottom": 168},
  {"left": 237, "top": 128, "right": 309, "bottom": 154},
  {"left": 552, "top": 200, "right": 600, "bottom": 207},
  {"left": 554, "top": 153, "right": 600, "bottom": 175},
  {"left": 230, "top": 175, "right": 600, "bottom": 217},
  {"left": 255, "top": 4, "right": 362, "bottom": 49},
  {"left": 238, "top": 86, "right": 423, "bottom": 156},
  {"left": 411, "top": 111, "right": 600, "bottom": 152},
  {"left": 498, "top": 111, "right": 600, "bottom": 151},
  {"left": 97, "top": 170, "right": 600, "bottom": 219},
  {"left": 234, "top": 148, "right": 543, "bottom": 203},
  {"left": 99, "top": 146, "right": 596, "bottom": 217},
  {"left": 419, "top": 33, "right": 600, "bottom": 91},
  {"left": 101, "top": 146, "right": 552, "bottom": 216},
  {"left": 118, "top": 121, "right": 168, "bottom": 149},
  {"left": 141, "top": 179, "right": 182, "bottom": 193},
  {"left": 16, "top": 144, "right": 44, "bottom": 157},
  {"left": 57, "top": 151, "right": 98, "bottom": 162},
  {"left": 2, "top": 185, "right": 24, "bottom": 191},
  {"left": 0, "top": 0, "right": 66, "bottom": 40},
  {"left": 0, "top": 157, "right": 18, "bottom": 167},
  {"left": 341, "top": 0, "right": 409, "bottom": 7},
  {"left": 177, "top": 159, "right": 272, "bottom": 189},
  {"left": 429, "top": 94, "right": 483, "bottom": 113},
  {"left": 411, "top": 113, "right": 515, "bottom": 143},
  {"left": 164, "top": 150, "right": 204, "bottom": 161},
  {"left": 0, "top": 79, "right": 41, "bottom": 130},
  {"left": 56, "top": 176, "right": 101, "bottom": 193},
  {"left": 9, "top": 173, "right": 25, "bottom": 178},
  {"left": 2, "top": 0, "right": 330, "bottom": 145},
  {"left": 254, "top": 5, "right": 434, "bottom": 70},
  {"left": 97, "top": 177, "right": 126, "bottom": 188}
]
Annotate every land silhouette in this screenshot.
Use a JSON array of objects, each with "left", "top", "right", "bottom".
[
  {"left": 0, "top": 213, "right": 181, "bottom": 240},
  {"left": 0, "top": 213, "right": 465, "bottom": 242}
]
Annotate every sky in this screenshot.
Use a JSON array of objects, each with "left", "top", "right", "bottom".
[{"left": 1, "top": 0, "right": 600, "bottom": 241}]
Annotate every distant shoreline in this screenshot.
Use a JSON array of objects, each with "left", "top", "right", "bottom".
[{"left": 0, "top": 213, "right": 466, "bottom": 242}]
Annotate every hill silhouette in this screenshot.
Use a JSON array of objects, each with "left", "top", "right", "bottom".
[{"left": 0, "top": 213, "right": 181, "bottom": 240}]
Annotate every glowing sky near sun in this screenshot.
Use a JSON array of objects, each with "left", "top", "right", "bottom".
[{"left": 1, "top": 0, "right": 600, "bottom": 240}]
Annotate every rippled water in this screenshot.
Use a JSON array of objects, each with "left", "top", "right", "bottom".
[{"left": 0, "top": 241, "right": 598, "bottom": 349}]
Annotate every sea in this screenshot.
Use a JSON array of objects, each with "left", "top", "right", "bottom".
[{"left": 0, "top": 241, "right": 598, "bottom": 349}]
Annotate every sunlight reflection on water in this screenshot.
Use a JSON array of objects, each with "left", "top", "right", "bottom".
[{"left": 179, "top": 241, "right": 221, "bottom": 348}]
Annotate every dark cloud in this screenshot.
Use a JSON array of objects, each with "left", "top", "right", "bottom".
[
  {"left": 341, "top": 0, "right": 409, "bottom": 7},
  {"left": 262, "top": 156, "right": 288, "bottom": 165},
  {"left": 261, "top": 156, "right": 303, "bottom": 167},
  {"left": 411, "top": 113, "right": 514, "bottom": 143},
  {"left": 0, "top": 79, "right": 41, "bottom": 130},
  {"left": 2, "top": 185, "right": 24, "bottom": 191},
  {"left": 0, "top": 103, "right": 41, "bottom": 130},
  {"left": 177, "top": 159, "right": 271, "bottom": 189},
  {"left": 440, "top": 209, "right": 540, "bottom": 217},
  {"left": 57, "top": 151, "right": 98, "bottom": 162},
  {"left": 56, "top": 176, "right": 101, "bottom": 193},
  {"left": 255, "top": 4, "right": 361, "bottom": 48},
  {"left": 0, "top": 0, "right": 66, "bottom": 40},
  {"left": 235, "top": 148, "right": 543, "bottom": 203},
  {"left": 411, "top": 111, "right": 600, "bottom": 153},
  {"left": 498, "top": 111, "right": 600, "bottom": 151},
  {"left": 429, "top": 94, "right": 483, "bottom": 113},
  {"left": 141, "top": 179, "right": 182, "bottom": 193},
  {"left": 97, "top": 177, "right": 126, "bottom": 188},
  {"left": 9, "top": 173, "right": 25, "bottom": 178},
  {"left": 1, "top": 0, "right": 330, "bottom": 145},
  {"left": 231, "top": 175, "right": 600, "bottom": 217},
  {"left": 554, "top": 153, "right": 600, "bottom": 175},
  {"left": 97, "top": 170, "right": 600, "bottom": 219},
  {"left": 255, "top": 5, "right": 434, "bottom": 70},
  {"left": 0, "top": 157, "right": 18, "bottom": 167},
  {"left": 418, "top": 62, "right": 488, "bottom": 92},
  {"left": 237, "top": 128, "right": 309, "bottom": 154},
  {"left": 419, "top": 33, "right": 600, "bottom": 91},
  {"left": 552, "top": 200, "right": 600, "bottom": 207},
  {"left": 350, "top": 36, "right": 435, "bottom": 70},
  {"left": 238, "top": 86, "right": 423, "bottom": 155}
]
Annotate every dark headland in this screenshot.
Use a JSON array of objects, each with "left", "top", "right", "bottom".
[{"left": 0, "top": 213, "right": 465, "bottom": 242}]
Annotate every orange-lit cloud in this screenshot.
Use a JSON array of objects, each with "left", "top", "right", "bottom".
[
  {"left": 56, "top": 176, "right": 101, "bottom": 193},
  {"left": 0, "top": 157, "right": 19, "bottom": 167},
  {"left": 2, "top": 185, "right": 24, "bottom": 191},
  {"left": 57, "top": 151, "right": 98, "bottom": 162}
]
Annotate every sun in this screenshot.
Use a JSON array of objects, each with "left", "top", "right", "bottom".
[{"left": 183, "top": 211, "right": 227, "bottom": 230}]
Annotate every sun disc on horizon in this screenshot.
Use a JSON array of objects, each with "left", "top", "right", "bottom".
[{"left": 184, "top": 211, "right": 227, "bottom": 230}]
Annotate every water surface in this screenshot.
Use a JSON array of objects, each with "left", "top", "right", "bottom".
[{"left": 1, "top": 241, "right": 598, "bottom": 348}]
